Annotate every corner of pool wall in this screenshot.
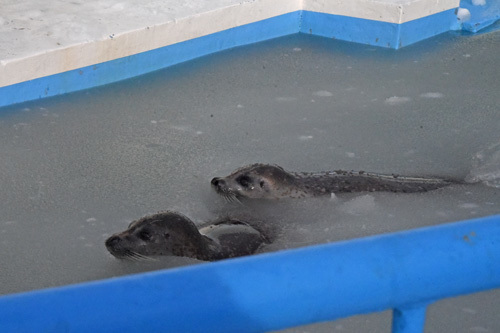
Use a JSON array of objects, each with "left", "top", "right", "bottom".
[
  {"left": 300, "top": 11, "right": 400, "bottom": 49},
  {"left": 299, "top": 6, "right": 460, "bottom": 49},
  {"left": 398, "top": 8, "right": 459, "bottom": 48}
]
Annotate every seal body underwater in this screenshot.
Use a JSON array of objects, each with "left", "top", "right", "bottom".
[
  {"left": 105, "top": 211, "right": 268, "bottom": 261},
  {"left": 211, "top": 163, "right": 460, "bottom": 201}
]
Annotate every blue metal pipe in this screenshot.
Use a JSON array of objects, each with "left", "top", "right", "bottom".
[{"left": 0, "top": 215, "right": 499, "bottom": 333}]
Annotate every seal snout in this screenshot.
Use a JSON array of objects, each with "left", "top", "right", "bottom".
[
  {"left": 105, "top": 235, "right": 121, "bottom": 249},
  {"left": 211, "top": 177, "right": 224, "bottom": 187}
]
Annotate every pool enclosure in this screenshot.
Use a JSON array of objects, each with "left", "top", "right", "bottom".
[{"left": 0, "top": 0, "right": 499, "bottom": 332}]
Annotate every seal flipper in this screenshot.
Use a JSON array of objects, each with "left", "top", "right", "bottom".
[{"left": 199, "top": 219, "right": 269, "bottom": 259}]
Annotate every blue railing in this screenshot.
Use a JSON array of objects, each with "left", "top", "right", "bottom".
[{"left": 0, "top": 214, "right": 499, "bottom": 332}]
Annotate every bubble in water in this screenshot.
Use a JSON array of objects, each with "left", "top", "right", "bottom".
[
  {"left": 339, "top": 195, "right": 376, "bottom": 215},
  {"left": 276, "top": 96, "right": 297, "bottom": 102},
  {"left": 313, "top": 90, "right": 333, "bottom": 97},
  {"left": 420, "top": 92, "right": 444, "bottom": 98},
  {"left": 346, "top": 152, "right": 355, "bottom": 158},
  {"left": 462, "top": 307, "right": 478, "bottom": 315},
  {"left": 459, "top": 203, "right": 479, "bottom": 209},
  {"left": 384, "top": 96, "right": 411, "bottom": 105}
]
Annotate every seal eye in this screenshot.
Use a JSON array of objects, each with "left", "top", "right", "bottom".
[
  {"left": 236, "top": 175, "right": 252, "bottom": 188},
  {"left": 259, "top": 181, "right": 265, "bottom": 188},
  {"left": 138, "top": 230, "right": 152, "bottom": 241}
]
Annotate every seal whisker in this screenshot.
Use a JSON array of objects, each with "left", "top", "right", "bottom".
[
  {"left": 225, "top": 192, "right": 243, "bottom": 205},
  {"left": 121, "top": 250, "right": 146, "bottom": 262},
  {"left": 224, "top": 193, "right": 232, "bottom": 202},
  {"left": 135, "top": 253, "right": 157, "bottom": 262},
  {"left": 123, "top": 250, "right": 141, "bottom": 262},
  {"left": 222, "top": 192, "right": 233, "bottom": 203},
  {"left": 232, "top": 195, "right": 243, "bottom": 205},
  {"left": 225, "top": 194, "right": 235, "bottom": 203},
  {"left": 128, "top": 251, "right": 157, "bottom": 262},
  {"left": 121, "top": 251, "right": 140, "bottom": 262}
]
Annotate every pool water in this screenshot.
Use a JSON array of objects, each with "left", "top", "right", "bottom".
[{"left": 0, "top": 30, "right": 499, "bottom": 332}]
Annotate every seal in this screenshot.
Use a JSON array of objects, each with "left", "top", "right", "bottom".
[
  {"left": 105, "top": 211, "right": 268, "bottom": 261},
  {"left": 211, "top": 163, "right": 459, "bottom": 201}
]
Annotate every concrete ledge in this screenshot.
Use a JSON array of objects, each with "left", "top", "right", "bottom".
[
  {"left": 302, "top": 0, "right": 459, "bottom": 24},
  {"left": 0, "top": 0, "right": 462, "bottom": 107},
  {"left": 0, "top": 0, "right": 301, "bottom": 88}
]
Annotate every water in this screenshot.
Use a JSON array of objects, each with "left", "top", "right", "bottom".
[{"left": 0, "top": 31, "right": 499, "bottom": 331}]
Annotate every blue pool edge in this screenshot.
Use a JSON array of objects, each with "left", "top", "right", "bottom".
[
  {"left": 0, "top": 214, "right": 499, "bottom": 332},
  {"left": 0, "top": 9, "right": 463, "bottom": 109}
]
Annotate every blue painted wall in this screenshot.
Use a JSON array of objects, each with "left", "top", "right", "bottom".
[
  {"left": 0, "top": 9, "right": 461, "bottom": 109},
  {"left": 301, "top": 9, "right": 457, "bottom": 49}
]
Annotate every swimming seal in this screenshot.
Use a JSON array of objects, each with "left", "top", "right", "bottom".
[
  {"left": 105, "top": 211, "right": 268, "bottom": 261},
  {"left": 211, "top": 163, "right": 458, "bottom": 201}
]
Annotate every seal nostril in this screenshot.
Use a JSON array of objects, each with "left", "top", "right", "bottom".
[
  {"left": 211, "top": 177, "right": 221, "bottom": 186},
  {"left": 105, "top": 235, "right": 121, "bottom": 247}
]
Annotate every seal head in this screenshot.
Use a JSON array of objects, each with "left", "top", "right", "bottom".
[
  {"left": 105, "top": 211, "right": 268, "bottom": 261},
  {"left": 211, "top": 164, "right": 303, "bottom": 201},
  {"left": 105, "top": 211, "right": 211, "bottom": 261}
]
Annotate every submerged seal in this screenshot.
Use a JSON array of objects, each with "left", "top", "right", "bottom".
[
  {"left": 211, "top": 163, "right": 459, "bottom": 201},
  {"left": 105, "top": 211, "right": 268, "bottom": 261}
]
